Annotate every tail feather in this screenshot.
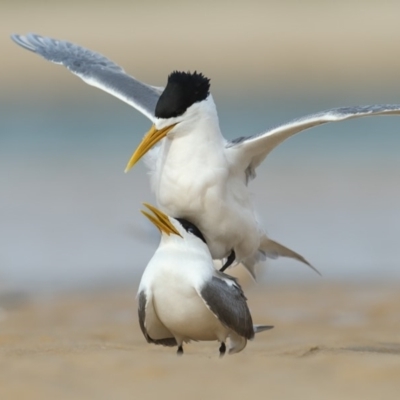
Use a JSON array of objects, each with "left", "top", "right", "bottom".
[
  {"left": 228, "top": 332, "right": 247, "bottom": 354},
  {"left": 241, "top": 252, "right": 267, "bottom": 279},
  {"left": 253, "top": 324, "right": 274, "bottom": 334},
  {"left": 261, "top": 238, "right": 321, "bottom": 276}
]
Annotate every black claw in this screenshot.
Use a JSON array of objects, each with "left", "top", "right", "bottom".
[
  {"left": 219, "top": 342, "right": 226, "bottom": 357},
  {"left": 177, "top": 345, "right": 183, "bottom": 356},
  {"left": 220, "top": 250, "right": 236, "bottom": 272}
]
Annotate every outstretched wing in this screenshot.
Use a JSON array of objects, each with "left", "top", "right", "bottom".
[
  {"left": 199, "top": 273, "right": 254, "bottom": 340},
  {"left": 226, "top": 104, "right": 400, "bottom": 181},
  {"left": 11, "top": 33, "right": 162, "bottom": 122}
]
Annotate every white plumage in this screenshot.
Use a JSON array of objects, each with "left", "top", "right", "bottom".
[{"left": 137, "top": 204, "right": 272, "bottom": 355}]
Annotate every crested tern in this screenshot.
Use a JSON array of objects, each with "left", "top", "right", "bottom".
[
  {"left": 138, "top": 203, "right": 273, "bottom": 355},
  {"left": 11, "top": 33, "right": 400, "bottom": 277}
]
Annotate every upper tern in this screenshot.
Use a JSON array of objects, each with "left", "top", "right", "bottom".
[
  {"left": 11, "top": 33, "right": 400, "bottom": 277},
  {"left": 138, "top": 203, "right": 273, "bottom": 355}
]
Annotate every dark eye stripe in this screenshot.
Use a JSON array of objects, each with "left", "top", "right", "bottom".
[{"left": 175, "top": 218, "right": 207, "bottom": 244}]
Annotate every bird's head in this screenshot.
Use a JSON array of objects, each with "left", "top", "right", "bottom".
[
  {"left": 125, "top": 71, "right": 211, "bottom": 172},
  {"left": 140, "top": 203, "right": 207, "bottom": 245}
]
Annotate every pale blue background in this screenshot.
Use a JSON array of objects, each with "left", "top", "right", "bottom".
[{"left": 2, "top": 90, "right": 400, "bottom": 290}]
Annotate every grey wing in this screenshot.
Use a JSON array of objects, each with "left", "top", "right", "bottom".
[
  {"left": 199, "top": 274, "right": 254, "bottom": 340},
  {"left": 11, "top": 33, "right": 162, "bottom": 122},
  {"left": 138, "top": 291, "right": 177, "bottom": 347},
  {"left": 226, "top": 104, "right": 400, "bottom": 181}
]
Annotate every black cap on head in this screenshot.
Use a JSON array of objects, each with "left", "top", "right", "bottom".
[
  {"left": 175, "top": 218, "right": 207, "bottom": 244},
  {"left": 155, "top": 71, "right": 210, "bottom": 119}
]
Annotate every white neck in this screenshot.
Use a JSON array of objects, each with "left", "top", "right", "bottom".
[{"left": 158, "top": 96, "right": 226, "bottom": 171}]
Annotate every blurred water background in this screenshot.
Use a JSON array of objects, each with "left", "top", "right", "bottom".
[{"left": 1, "top": 0, "right": 400, "bottom": 292}]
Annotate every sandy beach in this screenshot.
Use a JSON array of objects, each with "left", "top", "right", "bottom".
[{"left": 1, "top": 282, "right": 400, "bottom": 400}]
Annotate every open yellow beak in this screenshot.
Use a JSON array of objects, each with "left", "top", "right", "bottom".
[
  {"left": 125, "top": 123, "right": 177, "bottom": 173},
  {"left": 140, "top": 203, "right": 182, "bottom": 237}
]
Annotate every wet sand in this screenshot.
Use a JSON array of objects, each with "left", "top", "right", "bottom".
[{"left": 1, "top": 282, "right": 400, "bottom": 400}]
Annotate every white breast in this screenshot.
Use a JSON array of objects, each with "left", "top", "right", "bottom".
[
  {"left": 139, "top": 242, "right": 229, "bottom": 342},
  {"left": 146, "top": 108, "right": 263, "bottom": 261}
]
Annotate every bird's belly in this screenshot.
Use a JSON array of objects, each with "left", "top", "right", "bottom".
[
  {"left": 153, "top": 285, "right": 228, "bottom": 341},
  {"left": 156, "top": 163, "right": 225, "bottom": 218},
  {"left": 203, "top": 210, "right": 261, "bottom": 261},
  {"left": 156, "top": 173, "right": 262, "bottom": 261}
]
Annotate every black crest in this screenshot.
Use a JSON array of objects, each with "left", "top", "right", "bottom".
[
  {"left": 155, "top": 71, "right": 210, "bottom": 119},
  {"left": 175, "top": 218, "right": 207, "bottom": 244}
]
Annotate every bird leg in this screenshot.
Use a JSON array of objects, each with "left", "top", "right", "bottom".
[
  {"left": 177, "top": 345, "right": 184, "bottom": 356},
  {"left": 219, "top": 342, "right": 226, "bottom": 357},
  {"left": 220, "top": 250, "right": 236, "bottom": 272}
]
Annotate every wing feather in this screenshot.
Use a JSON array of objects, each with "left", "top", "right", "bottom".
[
  {"left": 138, "top": 291, "right": 177, "bottom": 347},
  {"left": 199, "top": 274, "right": 254, "bottom": 340},
  {"left": 227, "top": 104, "right": 400, "bottom": 180},
  {"left": 11, "top": 33, "right": 162, "bottom": 122}
]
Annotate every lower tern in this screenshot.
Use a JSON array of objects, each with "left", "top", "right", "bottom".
[
  {"left": 11, "top": 33, "right": 400, "bottom": 277},
  {"left": 138, "top": 203, "right": 273, "bottom": 355}
]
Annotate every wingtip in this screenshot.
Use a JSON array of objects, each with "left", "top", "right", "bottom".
[
  {"left": 10, "top": 33, "right": 22, "bottom": 44},
  {"left": 10, "top": 33, "right": 37, "bottom": 52}
]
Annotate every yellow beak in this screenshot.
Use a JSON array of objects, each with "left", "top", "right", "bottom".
[
  {"left": 140, "top": 203, "right": 182, "bottom": 237},
  {"left": 125, "top": 123, "right": 177, "bottom": 173}
]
